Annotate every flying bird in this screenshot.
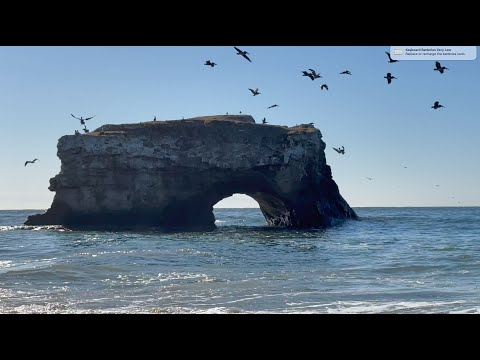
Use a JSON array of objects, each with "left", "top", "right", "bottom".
[
  {"left": 434, "top": 61, "right": 449, "bottom": 74},
  {"left": 431, "top": 101, "right": 444, "bottom": 109},
  {"left": 332, "top": 146, "right": 345, "bottom": 154},
  {"left": 384, "top": 72, "right": 397, "bottom": 84},
  {"left": 308, "top": 69, "right": 322, "bottom": 79},
  {"left": 249, "top": 88, "right": 261, "bottom": 96},
  {"left": 262, "top": 117, "right": 268, "bottom": 124},
  {"left": 302, "top": 71, "right": 315, "bottom": 81},
  {"left": 24, "top": 158, "right": 39, "bottom": 166},
  {"left": 320, "top": 84, "right": 329, "bottom": 90},
  {"left": 234, "top": 46, "right": 251, "bottom": 62},
  {"left": 204, "top": 60, "right": 217, "bottom": 67},
  {"left": 340, "top": 70, "right": 352, "bottom": 75},
  {"left": 435, "top": 184, "right": 440, "bottom": 187},
  {"left": 71, "top": 114, "right": 95, "bottom": 126},
  {"left": 385, "top": 51, "right": 399, "bottom": 63},
  {"left": 366, "top": 177, "right": 373, "bottom": 181},
  {"left": 267, "top": 104, "right": 279, "bottom": 109}
]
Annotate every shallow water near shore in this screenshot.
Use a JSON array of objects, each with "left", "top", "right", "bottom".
[{"left": 1, "top": 207, "right": 479, "bottom": 313}]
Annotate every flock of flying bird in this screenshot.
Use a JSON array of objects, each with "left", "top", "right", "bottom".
[
  {"left": 202, "top": 47, "right": 451, "bottom": 156},
  {"left": 24, "top": 47, "right": 454, "bottom": 199}
]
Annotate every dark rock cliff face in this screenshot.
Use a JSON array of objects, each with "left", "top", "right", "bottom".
[{"left": 25, "top": 115, "right": 357, "bottom": 230}]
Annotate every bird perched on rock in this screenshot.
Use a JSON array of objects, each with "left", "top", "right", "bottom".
[
  {"left": 262, "top": 117, "right": 268, "bottom": 124},
  {"left": 25, "top": 158, "right": 39, "bottom": 166}
]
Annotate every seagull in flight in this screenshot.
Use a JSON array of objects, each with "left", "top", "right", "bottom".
[
  {"left": 340, "top": 70, "right": 352, "bottom": 75},
  {"left": 204, "top": 60, "right": 217, "bottom": 67},
  {"left": 431, "top": 101, "right": 444, "bottom": 109},
  {"left": 267, "top": 104, "right": 279, "bottom": 109},
  {"left": 71, "top": 114, "right": 95, "bottom": 126},
  {"left": 234, "top": 46, "right": 251, "bottom": 62},
  {"left": 384, "top": 72, "right": 397, "bottom": 84},
  {"left": 25, "top": 158, "right": 39, "bottom": 166},
  {"left": 385, "top": 51, "right": 399, "bottom": 63},
  {"left": 434, "top": 61, "right": 449, "bottom": 74},
  {"left": 249, "top": 88, "right": 261, "bottom": 96},
  {"left": 320, "top": 84, "right": 329, "bottom": 90}
]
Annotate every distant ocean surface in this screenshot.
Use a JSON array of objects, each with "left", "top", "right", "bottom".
[{"left": 1, "top": 207, "right": 479, "bottom": 314}]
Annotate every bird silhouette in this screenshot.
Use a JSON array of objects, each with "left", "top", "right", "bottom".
[
  {"left": 25, "top": 158, "right": 39, "bottom": 166},
  {"left": 308, "top": 69, "right": 322, "bottom": 79},
  {"left": 302, "top": 71, "right": 315, "bottom": 81},
  {"left": 384, "top": 72, "right": 397, "bottom": 84},
  {"left": 267, "top": 104, "right": 279, "bottom": 109},
  {"left": 153, "top": 116, "right": 156, "bottom": 121},
  {"left": 333, "top": 146, "right": 345, "bottom": 154},
  {"left": 249, "top": 88, "right": 261, "bottom": 96},
  {"left": 72, "top": 114, "right": 95, "bottom": 126},
  {"left": 83, "top": 125, "right": 89, "bottom": 133},
  {"left": 204, "top": 60, "right": 217, "bottom": 67},
  {"left": 431, "top": 101, "right": 444, "bottom": 109},
  {"left": 320, "top": 84, "right": 329, "bottom": 90},
  {"left": 234, "top": 46, "right": 251, "bottom": 62},
  {"left": 434, "top": 61, "right": 449, "bottom": 74},
  {"left": 262, "top": 117, "right": 268, "bottom": 124},
  {"left": 340, "top": 70, "right": 352, "bottom": 75},
  {"left": 366, "top": 177, "right": 373, "bottom": 181},
  {"left": 385, "top": 51, "right": 399, "bottom": 63}
]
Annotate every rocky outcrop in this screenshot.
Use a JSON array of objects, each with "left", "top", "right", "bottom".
[{"left": 25, "top": 115, "right": 357, "bottom": 230}]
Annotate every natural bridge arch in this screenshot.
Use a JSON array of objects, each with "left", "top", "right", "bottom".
[{"left": 25, "top": 115, "right": 357, "bottom": 230}]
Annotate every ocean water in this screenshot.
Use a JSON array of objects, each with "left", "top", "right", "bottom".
[{"left": 1, "top": 207, "right": 479, "bottom": 314}]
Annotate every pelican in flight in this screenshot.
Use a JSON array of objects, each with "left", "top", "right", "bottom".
[
  {"left": 234, "top": 46, "right": 251, "bottom": 62},
  {"left": 267, "top": 104, "right": 279, "bottom": 109},
  {"left": 434, "top": 61, "right": 449, "bottom": 74},
  {"left": 249, "top": 88, "right": 261, "bottom": 96},
  {"left": 384, "top": 72, "right": 397, "bottom": 84},
  {"left": 302, "top": 70, "right": 315, "bottom": 80},
  {"left": 385, "top": 51, "right": 399, "bottom": 63},
  {"left": 432, "top": 101, "right": 444, "bottom": 109},
  {"left": 308, "top": 69, "right": 322, "bottom": 79},
  {"left": 71, "top": 114, "right": 95, "bottom": 126},
  {"left": 204, "top": 60, "right": 217, "bottom": 67},
  {"left": 340, "top": 70, "right": 352, "bottom": 75},
  {"left": 25, "top": 158, "right": 39, "bottom": 166},
  {"left": 320, "top": 84, "right": 329, "bottom": 90}
]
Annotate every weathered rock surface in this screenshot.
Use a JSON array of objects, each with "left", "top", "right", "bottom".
[{"left": 25, "top": 115, "right": 357, "bottom": 230}]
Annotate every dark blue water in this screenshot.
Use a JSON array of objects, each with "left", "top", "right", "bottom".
[{"left": 1, "top": 208, "right": 479, "bottom": 313}]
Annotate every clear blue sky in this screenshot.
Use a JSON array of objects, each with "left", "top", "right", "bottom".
[{"left": 0, "top": 46, "right": 478, "bottom": 209}]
